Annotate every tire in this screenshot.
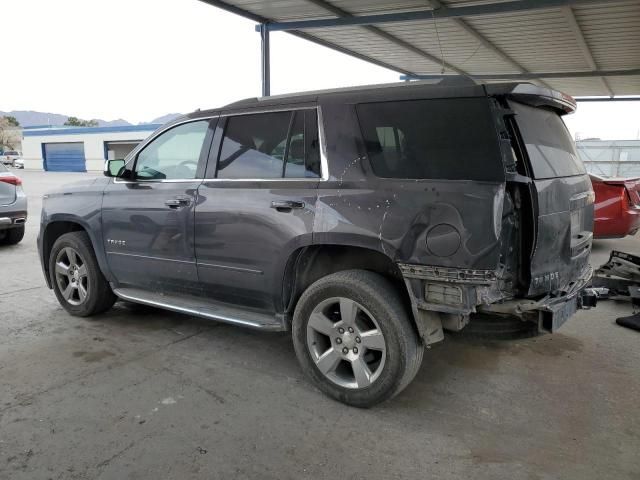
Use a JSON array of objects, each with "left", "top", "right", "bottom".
[
  {"left": 49, "top": 231, "right": 116, "bottom": 316},
  {"left": 0, "top": 226, "right": 25, "bottom": 245},
  {"left": 454, "top": 313, "right": 540, "bottom": 340},
  {"left": 292, "top": 270, "right": 423, "bottom": 408}
]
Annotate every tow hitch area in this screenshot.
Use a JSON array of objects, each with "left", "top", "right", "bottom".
[
  {"left": 580, "top": 289, "right": 599, "bottom": 308},
  {"left": 538, "top": 289, "right": 597, "bottom": 333}
]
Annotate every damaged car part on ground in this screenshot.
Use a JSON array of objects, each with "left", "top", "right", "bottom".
[
  {"left": 591, "top": 250, "right": 640, "bottom": 332},
  {"left": 592, "top": 250, "right": 640, "bottom": 300},
  {"left": 38, "top": 79, "right": 596, "bottom": 407}
]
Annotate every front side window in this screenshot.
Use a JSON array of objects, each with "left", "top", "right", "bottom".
[
  {"left": 357, "top": 98, "right": 503, "bottom": 181},
  {"left": 216, "top": 109, "right": 320, "bottom": 179},
  {"left": 135, "top": 120, "right": 209, "bottom": 180}
]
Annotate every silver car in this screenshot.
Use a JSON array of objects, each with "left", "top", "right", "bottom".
[{"left": 0, "top": 163, "right": 27, "bottom": 245}]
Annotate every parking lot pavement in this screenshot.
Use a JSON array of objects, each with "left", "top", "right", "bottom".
[{"left": 1, "top": 171, "right": 639, "bottom": 480}]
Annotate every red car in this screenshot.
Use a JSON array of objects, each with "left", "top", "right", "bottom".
[{"left": 590, "top": 174, "right": 640, "bottom": 239}]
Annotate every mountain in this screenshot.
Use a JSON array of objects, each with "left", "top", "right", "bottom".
[
  {"left": 149, "top": 113, "right": 182, "bottom": 124},
  {"left": 0, "top": 110, "right": 70, "bottom": 127},
  {"left": 0, "top": 110, "right": 182, "bottom": 127}
]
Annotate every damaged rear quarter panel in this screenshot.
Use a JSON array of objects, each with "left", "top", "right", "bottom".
[
  {"left": 314, "top": 178, "right": 506, "bottom": 271},
  {"left": 312, "top": 101, "right": 509, "bottom": 318}
]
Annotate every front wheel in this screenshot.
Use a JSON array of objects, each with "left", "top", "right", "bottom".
[
  {"left": 49, "top": 231, "right": 116, "bottom": 316},
  {"left": 292, "top": 270, "right": 423, "bottom": 408}
]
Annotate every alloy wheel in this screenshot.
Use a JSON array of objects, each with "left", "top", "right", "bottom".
[
  {"left": 306, "top": 297, "right": 387, "bottom": 389},
  {"left": 54, "top": 247, "right": 89, "bottom": 306}
]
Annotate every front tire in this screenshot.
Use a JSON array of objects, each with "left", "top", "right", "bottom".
[
  {"left": 292, "top": 270, "right": 423, "bottom": 408},
  {"left": 49, "top": 231, "right": 116, "bottom": 316}
]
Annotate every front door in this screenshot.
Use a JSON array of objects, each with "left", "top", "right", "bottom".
[
  {"left": 102, "top": 118, "right": 214, "bottom": 295},
  {"left": 195, "top": 108, "right": 321, "bottom": 312}
]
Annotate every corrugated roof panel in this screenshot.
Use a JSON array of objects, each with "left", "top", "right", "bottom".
[
  {"left": 380, "top": 21, "right": 518, "bottom": 74},
  {"left": 605, "top": 76, "right": 640, "bottom": 96},
  {"left": 228, "top": 0, "right": 327, "bottom": 20},
  {"left": 309, "top": 26, "right": 443, "bottom": 73},
  {"left": 573, "top": 2, "right": 640, "bottom": 72},
  {"left": 545, "top": 77, "right": 611, "bottom": 96},
  {"left": 212, "top": 0, "right": 640, "bottom": 96}
]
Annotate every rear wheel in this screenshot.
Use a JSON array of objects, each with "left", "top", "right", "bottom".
[
  {"left": 292, "top": 270, "right": 423, "bottom": 408},
  {"left": 49, "top": 231, "right": 116, "bottom": 316},
  {"left": 0, "top": 226, "right": 25, "bottom": 245}
]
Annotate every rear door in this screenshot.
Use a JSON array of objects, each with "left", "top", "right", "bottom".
[
  {"left": 510, "top": 101, "right": 594, "bottom": 296},
  {"left": 195, "top": 108, "right": 320, "bottom": 312},
  {"left": 101, "top": 118, "right": 214, "bottom": 295}
]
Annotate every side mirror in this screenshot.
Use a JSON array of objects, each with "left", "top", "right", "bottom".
[{"left": 104, "top": 159, "right": 126, "bottom": 178}]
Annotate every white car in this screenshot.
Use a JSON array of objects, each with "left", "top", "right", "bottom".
[
  {"left": 12, "top": 157, "right": 24, "bottom": 169},
  {"left": 1, "top": 150, "right": 21, "bottom": 166}
]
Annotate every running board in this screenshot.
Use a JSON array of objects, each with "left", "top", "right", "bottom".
[{"left": 113, "top": 287, "right": 284, "bottom": 331}]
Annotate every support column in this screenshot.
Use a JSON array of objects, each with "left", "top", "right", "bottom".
[{"left": 260, "top": 24, "right": 270, "bottom": 97}]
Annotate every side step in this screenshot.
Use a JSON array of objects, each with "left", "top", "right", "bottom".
[{"left": 113, "top": 287, "right": 285, "bottom": 331}]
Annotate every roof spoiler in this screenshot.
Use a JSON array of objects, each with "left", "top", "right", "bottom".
[{"left": 502, "top": 84, "right": 577, "bottom": 115}]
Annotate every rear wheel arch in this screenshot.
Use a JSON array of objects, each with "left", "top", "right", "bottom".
[{"left": 282, "top": 244, "right": 418, "bottom": 336}]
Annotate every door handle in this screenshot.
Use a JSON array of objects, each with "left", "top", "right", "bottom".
[
  {"left": 270, "top": 200, "right": 305, "bottom": 212},
  {"left": 165, "top": 197, "right": 191, "bottom": 209}
]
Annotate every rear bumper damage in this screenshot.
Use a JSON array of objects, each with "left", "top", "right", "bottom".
[
  {"left": 399, "top": 262, "right": 595, "bottom": 344},
  {"left": 479, "top": 265, "right": 595, "bottom": 332}
]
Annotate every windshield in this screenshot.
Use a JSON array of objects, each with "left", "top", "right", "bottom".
[{"left": 511, "top": 101, "right": 586, "bottom": 179}]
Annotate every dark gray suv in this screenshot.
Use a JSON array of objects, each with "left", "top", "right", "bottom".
[{"left": 38, "top": 81, "right": 595, "bottom": 407}]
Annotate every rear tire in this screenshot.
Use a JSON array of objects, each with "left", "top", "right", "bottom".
[
  {"left": 292, "top": 270, "right": 423, "bottom": 408},
  {"left": 49, "top": 231, "right": 116, "bottom": 317},
  {"left": 0, "top": 226, "right": 25, "bottom": 245}
]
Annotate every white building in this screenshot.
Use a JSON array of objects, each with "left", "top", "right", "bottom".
[{"left": 22, "top": 124, "right": 161, "bottom": 172}]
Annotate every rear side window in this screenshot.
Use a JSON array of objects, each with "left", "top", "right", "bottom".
[
  {"left": 510, "top": 101, "right": 585, "bottom": 179},
  {"left": 216, "top": 109, "right": 320, "bottom": 179},
  {"left": 356, "top": 98, "right": 503, "bottom": 181}
]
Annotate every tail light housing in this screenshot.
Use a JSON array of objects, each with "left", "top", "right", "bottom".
[{"left": 0, "top": 175, "right": 22, "bottom": 186}]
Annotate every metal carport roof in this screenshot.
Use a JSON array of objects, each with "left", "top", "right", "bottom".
[{"left": 198, "top": 0, "right": 640, "bottom": 98}]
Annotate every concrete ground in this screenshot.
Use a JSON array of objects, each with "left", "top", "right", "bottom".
[{"left": 1, "top": 171, "right": 638, "bottom": 480}]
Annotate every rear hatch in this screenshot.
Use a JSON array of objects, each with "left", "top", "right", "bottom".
[{"left": 509, "top": 98, "right": 594, "bottom": 297}]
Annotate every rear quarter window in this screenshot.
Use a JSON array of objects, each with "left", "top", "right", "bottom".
[{"left": 356, "top": 97, "right": 504, "bottom": 181}]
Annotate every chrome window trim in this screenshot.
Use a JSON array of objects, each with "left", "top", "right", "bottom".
[
  {"left": 114, "top": 105, "right": 330, "bottom": 184},
  {"left": 114, "top": 116, "right": 217, "bottom": 185},
  {"left": 317, "top": 106, "right": 330, "bottom": 181},
  {"left": 106, "top": 251, "right": 196, "bottom": 264},
  {"left": 217, "top": 104, "right": 317, "bottom": 117}
]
